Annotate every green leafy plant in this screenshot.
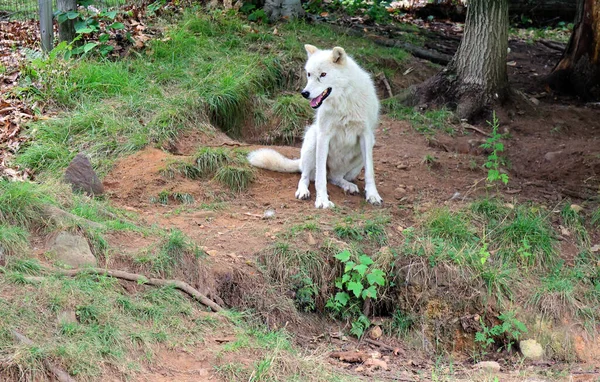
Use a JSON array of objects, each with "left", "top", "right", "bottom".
[
  {"left": 54, "top": 1, "right": 125, "bottom": 58},
  {"left": 475, "top": 311, "right": 527, "bottom": 357},
  {"left": 326, "top": 250, "right": 386, "bottom": 337},
  {"left": 481, "top": 111, "right": 509, "bottom": 185}
]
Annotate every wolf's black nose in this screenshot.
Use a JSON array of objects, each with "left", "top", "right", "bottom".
[{"left": 301, "top": 91, "right": 310, "bottom": 99}]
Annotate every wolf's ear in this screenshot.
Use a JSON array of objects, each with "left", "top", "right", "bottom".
[
  {"left": 332, "top": 47, "right": 346, "bottom": 65},
  {"left": 305, "top": 44, "right": 319, "bottom": 57}
]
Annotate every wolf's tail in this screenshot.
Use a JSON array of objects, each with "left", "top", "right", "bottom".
[{"left": 247, "top": 148, "right": 301, "bottom": 173}]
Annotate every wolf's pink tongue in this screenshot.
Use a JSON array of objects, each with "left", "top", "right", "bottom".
[{"left": 310, "top": 94, "right": 322, "bottom": 108}]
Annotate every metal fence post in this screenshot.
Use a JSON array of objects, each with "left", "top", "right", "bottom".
[{"left": 38, "top": 0, "right": 54, "bottom": 53}]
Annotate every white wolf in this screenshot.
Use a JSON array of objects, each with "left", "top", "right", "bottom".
[{"left": 248, "top": 44, "right": 382, "bottom": 209}]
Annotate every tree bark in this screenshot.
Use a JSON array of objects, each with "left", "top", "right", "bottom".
[
  {"left": 57, "top": 0, "right": 77, "bottom": 43},
  {"left": 263, "top": 0, "right": 304, "bottom": 21},
  {"left": 546, "top": 0, "right": 600, "bottom": 99},
  {"left": 414, "top": 0, "right": 510, "bottom": 120}
]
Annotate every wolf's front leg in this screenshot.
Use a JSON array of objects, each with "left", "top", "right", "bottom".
[
  {"left": 360, "top": 131, "right": 383, "bottom": 206},
  {"left": 314, "top": 131, "right": 334, "bottom": 209}
]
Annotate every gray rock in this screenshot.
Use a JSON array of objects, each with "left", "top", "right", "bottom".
[
  {"left": 473, "top": 361, "right": 501, "bottom": 372},
  {"left": 51, "top": 231, "right": 96, "bottom": 268},
  {"left": 64, "top": 153, "right": 104, "bottom": 196},
  {"left": 57, "top": 310, "right": 77, "bottom": 325},
  {"left": 543, "top": 151, "right": 562, "bottom": 162},
  {"left": 520, "top": 339, "right": 544, "bottom": 360}
]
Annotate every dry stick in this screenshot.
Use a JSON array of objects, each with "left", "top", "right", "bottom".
[
  {"left": 462, "top": 124, "right": 491, "bottom": 137},
  {"left": 364, "top": 338, "right": 398, "bottom": 353},
  {"left": 55, "top": 268, "right": 223, "bottom": 312},
  {"left": 11, "top": 330, "right": 76, "bottom": 382},
  {"left": 380, "top": 74, "right": 394, "bottom": 98}
]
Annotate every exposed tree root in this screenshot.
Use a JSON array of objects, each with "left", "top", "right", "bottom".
[
  {"left": 10, "top": 330, "right": 76, "bottom": 382},
  {"left": 43, "top": 205, "right": 105, "bottom": 230},
  {"left": 37, "top": 268, "right": 223, "bottom": 312}
]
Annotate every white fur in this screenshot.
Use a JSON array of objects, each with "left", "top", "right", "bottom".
[{"left": 247, "top": 45, "right": 383, "bottom": 209}]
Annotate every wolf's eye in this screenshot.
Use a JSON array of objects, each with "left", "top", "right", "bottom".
[{"left": 320, "top": 73, "right": 327, "bottom": 77}]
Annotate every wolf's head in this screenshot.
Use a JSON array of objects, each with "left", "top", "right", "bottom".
[{"left": 301, "top": 44, "right": 349, "bottom": 109}]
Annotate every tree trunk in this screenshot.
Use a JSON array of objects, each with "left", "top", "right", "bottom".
[
  {"left": 546, "top": 0, "right": 600, "bottom": 99},
  {"left": 263, "top": 0, "right": 304, "bottom": 21},
  {"left": 414, "top": 0, "right": 510, "bottom": 120},
  {"left": 57, "top": 0, "right": 77, "bottom": 42}
]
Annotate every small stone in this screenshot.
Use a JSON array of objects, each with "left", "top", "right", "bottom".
[
  {"left": 520, "top": 339, "right": 544, "bottom": 360},
  {"left": 263, "top": 209, "right": 276, "bottom": 219},
  {"left": 207, "top": 250, "right": 218, "bottom": 256},
  {"left": 543, "top": 151, "right": 562, "bottom": 162},
  {"left": 369, "top": 326, "right": 382, "bottom": 340},
  {"left": 473, "top": 361, "right": 501, "bottom": 372},
  {"left": 355, "top": 366, "right": 364, "bottom": 372},
  {"left": 570, "top": 204, "right": 583, "bottom": 213},
  {"left": 50, "top": 231, "right": 96, "bottom": 268},
  {"left": 307, "top": 233, "right": 317, "bottom": 246},
  {"left": 591, "top": 244, "right": 600, "bottom": 253},
  {"left": 58, "top": 310, "right": 77, "bottom": 325},
  {"left": 64, "top": 153, "right": 104, "bottom": 196},
  {"left": 396, "top": 163, "right": 408, "bottom": 170}
]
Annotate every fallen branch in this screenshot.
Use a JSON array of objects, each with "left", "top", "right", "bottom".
[
  {"left": 11, "top": 330, "right": 76, "bottom": 382},
  {"left": 378, "top": 73, "right": 394, "bottom": 98},
  {"left": 54, "top": 268, "right": 223, "bottom": 312},
  {"left": 311, "top": 21, "right": 452, "bottom": 65},
  {"left": 364, "top": 338, "right": 400, "bottom": 353},
  {"left": 538, "top": 39, "right": 566, "bottom": 52},
  {"left": 461, "top": 123, "right": 491, "bottom": 137}
]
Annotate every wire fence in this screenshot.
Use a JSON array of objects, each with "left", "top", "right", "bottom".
[{"left": 0, "top": 0, "right": 128, "bottom": 20}]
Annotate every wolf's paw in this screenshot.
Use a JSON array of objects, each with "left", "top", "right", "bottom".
[
  {"left": 343, "top": 182, "right": 360, "bottom": 195},
  {"left": 295, "top": 187, "right": 311, "bottom": 200},
  {"left": 315, "top": 197, "right": 334, "bottom": 209},
  {"left": 366, "top": 193, "right": 383, "bottom": 206}
]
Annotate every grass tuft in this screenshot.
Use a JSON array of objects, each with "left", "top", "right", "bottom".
[
  {"left": 214, "top": 166, "right": 254, "bottom": 192},
  {"left": 194, "top": 147, "right": 234, "bottom": 176},
  {"left": 494, "top": 206, "right": 557, "bottom": 266},
  {"left": 0, "top": 181, "right": 53, "bottom": 228},
  {"left": 0, "top": 225, "right": 30, "bottom": 256}
]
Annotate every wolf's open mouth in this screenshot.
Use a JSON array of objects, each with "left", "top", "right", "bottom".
[{"left": 309, "top": 88, "right": 332, "bottom": 109}]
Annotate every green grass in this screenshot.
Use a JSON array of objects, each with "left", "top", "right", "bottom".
[
  {"left": 214, "top": 166, "right": 255, "bottom": 192},
  {"left": 145, "top": 229, "right": 203, "bottom": 276},
  {"left": 0, "top": 180, "right": 55, "bottom": 228},
  {"left": 268, "top": 94, "right": 313, "bottom": 144},
  {"left": 195, "top": 147, "right": 236, "bottom": 176},
  {"left": 560, "top": 202, "right": 590, "bottom": 247},
  {"left": 259, "top": 243, "right": 326, "bottom": 312},
  {"left": 333, "top": 215, "right": 389, "bottom": 245},
  {"left": 493, "top": 205, "right": 557, "bottom": 267},
  {"left": 0, "top": 272, "right": 212, "bottom": 379},
  {"left": 214, "top": 313, "right": 351, "bottom": 382},
  {"left": 422, "top": 207, "right": 477, "bottom": 246},
  {"left": 14, "top": 10, "right": 410, "bottom": 178},
  {"left": 591, "top": 206, "right": 600, "bottom": 227},
  {"left": 0, "top": 225, "right": 29, "bottom": 256},
  {"left": 530, "top": 263, "right": 579, "bottom": 320},
  {"left": 382, "top": 98, "right": 455, "bottom": 136}
]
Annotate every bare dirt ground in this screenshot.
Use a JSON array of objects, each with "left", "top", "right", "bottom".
[{"left": 99, "top": 40, "right": 600, "bottom": 380}]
